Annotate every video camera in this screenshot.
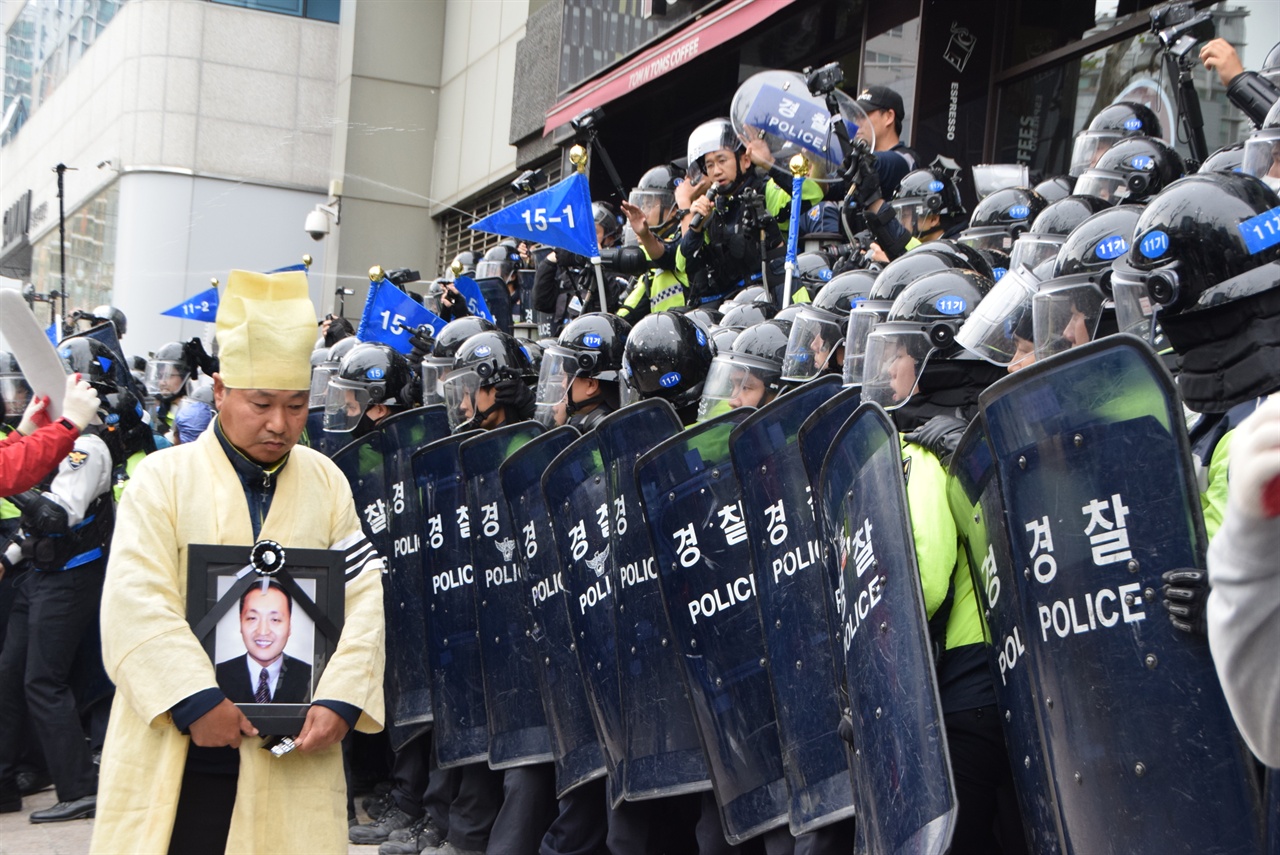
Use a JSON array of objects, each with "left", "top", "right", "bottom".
[
  {"left": 803, "top": 61, "right": 844, "bottom": 98},
  {"left": 596, "top": 245, "right": 650, "bottom": 276},
  {"left": 1151, "top": 2, "right": 1215, "bottom": 56}
]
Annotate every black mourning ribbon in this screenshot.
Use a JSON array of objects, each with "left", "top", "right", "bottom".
[{"left": 192, "top": 540, "right": 342, "bottom": 644}]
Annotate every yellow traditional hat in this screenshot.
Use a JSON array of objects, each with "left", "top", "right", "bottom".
[{"left": 215, "top": 269, "right": 317, "bottom": 391}]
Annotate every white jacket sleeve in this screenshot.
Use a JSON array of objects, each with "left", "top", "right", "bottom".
[{"left": 1207, "top": 509, "right": 1280, "bottom": 767}]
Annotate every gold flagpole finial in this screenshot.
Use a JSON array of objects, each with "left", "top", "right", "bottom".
[
  {"left": 569, "top": 144, "right": 589, "bottom": 175},
  {"left": 369, "top": 265, "right": 386, "bottom": 283}
]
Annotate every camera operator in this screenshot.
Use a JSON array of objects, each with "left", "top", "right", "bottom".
[{"left": 531, "top": 203, "right": 629, "bottom": 334}]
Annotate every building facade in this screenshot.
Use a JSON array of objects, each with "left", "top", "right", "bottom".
[{"left": 1, "top": 0, "right": 1275, "bottom": 355}]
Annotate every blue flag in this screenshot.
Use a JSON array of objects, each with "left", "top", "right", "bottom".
[
  {"left": 45, "top": 322, "right": 58, "bottom": 345},
  {"left": 468, "top": 172, "right": 599, "bottom": 259},
  {"left": 357, "top": 278, "right": 446, "bottom": 355},
  {"left": 160, "top": 286, "right": 219, "bottom": 322},
  {"left": 451, "top": 275, "right": 494, "bottom": 323}
]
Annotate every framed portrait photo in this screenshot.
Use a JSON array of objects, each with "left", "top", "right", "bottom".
[{"left": 186, "top": 542, "right": 346, "bottom": 735}]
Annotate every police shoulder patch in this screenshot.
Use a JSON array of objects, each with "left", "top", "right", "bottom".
[{"left": 67, "top": 450, "right": 89, "bottom": 470}]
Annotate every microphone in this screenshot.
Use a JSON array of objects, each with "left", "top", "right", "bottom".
[{"left": 688, "top": 185, "right": 720, "bottom": 231}]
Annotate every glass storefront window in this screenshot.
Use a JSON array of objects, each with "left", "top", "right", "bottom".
[
  {"left": 993, "top": 0, "right": 1273, "bottom": 178},
  {"left": 30, "top": 183, "right": 120, "bottom": 317}
]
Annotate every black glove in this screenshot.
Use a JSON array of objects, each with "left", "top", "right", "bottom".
[
  {"left": 849, "top": 153, "right": 883, "bottom": 210},
  {"left": 406, "top": 324, "right": 436, "bottom": 363},
  {"left": 1161, "top": 569, "right": 1209, "bottom": 635},
  {"left": 184, "top": 337, "right": 219, "bottom": 377},
  {"left": 492, "top": 377, "right": 535, "bottom": 421},
  {"left": 903, "top": 415, "right": 968, "bottom": 466}
]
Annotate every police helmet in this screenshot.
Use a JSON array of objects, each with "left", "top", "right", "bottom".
[
  {"left": 146, "top": 341, "right": 194, "bottom": 403},
  {"left": 447, "top": 251, "right": 478, "bottom": 280},
  {"left": 1199, "top": 143, "right": 1246, "bottom": 175},
  {"left": 956, "top": 265, "right": 1046, "bottom": 368},
  {"left": 795, "top": 252, "right": 835, "bottom": 294},
  {"left": 680, "top": 307, "right": 723, "bottom": 332},
  {"left": 475, "top": 244, "right": 517, "bottom": 282},
  {"left": 629, "top": 164, "right": 683, "bottom": 231},
  {"left": 620, "top": 311, "right": 715, "bottom": 414},
  {"left": 1074, "top": 137, "right": 1185, "bottom": 205},
  {"left": 687, "top": 118, "right": 745, "bottom": 177},
  {"left": 1010, "top": 194, "right": 1110, "bottom": 273},
  {"left": 90, "top": 305, "right": 127, "bottom": 338},
  {"left": 698, "top": 319, "right": 791, "bottom": 421},
  {"left": 719, "top": 300, "right": 778, "bottom": 331},
  {"left": 1242, "top": 99, "right": 1280, "bottom": 193},
  {"left": 781, "top": 270, "right": 876, "bottom": 382},
  {"left": 1052, "top": 204, "right": 1143, "bottom": 278},
  {"left": 1033, "top": 175, "right": 1075, "bottom": 203},
  {"left": 534, "top": 313, "right": 630, "bottom": 427},
  {"left": 861, "top": 269, "right": 992, "bottom": 409},
  {"left": 323, "top": 342, "right": 411, "bottom": 432},
  {"left": 893, "top": 169, "right": 966, "bottom": 236},
  {"left": 1262, "top": 41, "right": 1280, "bottom": 87},
  {"left": 774, "top": 303, "right": 807, "bottom": 324},
  {"left": 1069, "top": 101, "right": 1164, "bottom": 177},
  {"left": 723, "top": 285, "right": 772, "bottom": 308},
  {"left": 593, "top": 202, "right": 624, "bottom": 244},
  {"left": 958, "top": 187, "right": 1048, "bottom": 254},
  {"left": 312, "top": 335, "right": 359, "bottom": 407}
]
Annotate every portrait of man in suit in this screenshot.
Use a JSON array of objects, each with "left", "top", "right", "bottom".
[{"left": 215, "top": 581, "right": 312, "bottom": 704}]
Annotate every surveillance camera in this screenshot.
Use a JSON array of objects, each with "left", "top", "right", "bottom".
[{"left": 305, "top": 207, "right": 330, "bottom": 241}]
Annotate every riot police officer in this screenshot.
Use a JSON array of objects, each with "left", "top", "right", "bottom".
[
  {"left": 859, "top": 269, "right": 1024, "bottom": 852},
  {"left": 620, "top": 311, "right": 716, "bottom": 427},
  {"left": 534, "top": 312, "right": 630, "bottom": 431},
  {"left": 441, "top": 331, "right": 537, "bottom": 433}
]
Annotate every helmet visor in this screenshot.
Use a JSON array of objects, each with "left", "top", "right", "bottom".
[
  {"left": 781, "top": 308, "right": 845, "bottom": 382},
  {"left": 1242, "top": 129, "right": 1280, "bottom": 191},
  {"left": 1009, "top": 235, "right": 1065, "bottom": 273},
  {"left": 533, "top": 346, "right": 580, "bottom": 428},
  {"left": 957, "top": 227, "right": 1016, "bottom": 255},
  {"left": 862, "top": 327, "right": 935, "bottom": 409},
  {"left": 894, "top": 200, "right": 936, "bottom": 236},
  {"left": 441, "top": 368, "right": 486, "bottom": 432},
  {"left": 323, "top": 379, "right": 374, "bottom": 433},
  {"left": 1032, "top": 280, "right": 1107, "bottom": 359},
  {"left": 475, "top": 259, "right": 513, "bottom": 281},
  {"left": 697, "top": 353, "right": 780, "bottom": 422},
  {"left": 1, "top": 374, "right": 32, "bottom": 417},
  {"left": 1072, "top": 170, "right": 1133, "bottom": 205},
  {"left": 628, "top": 189, "right": 674, "bottom": 227},
  {"left": 145, "top": 360, "right": 189, "bottom": 398},
  {"left": 421, "top": 357, "right": 451, "bottom": 406},
  {"left": 310, "top": 363, "right": 336, "bottom": 408},
  {"left": 1069, "top": 130, "right": 1122, "bottom": 177},
  {"left": 1110, "top": 270, "right": 1158, "bottom": 340},
  {"left": 841, "top": 308, "right": 882, "bottom": 387},
  {"left": 956, "top": 266, "right": 1039, "bottom": 366}
]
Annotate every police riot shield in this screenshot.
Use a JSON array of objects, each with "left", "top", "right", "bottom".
[
  {"left": 635, "top": 408, "right": 789, "bottom": 844},
  {"left": 797, "top": 387, "right": 862, "bottom": 595},
  {"left": 301, "top": 406, "right": 343, "bottom": 456},
  {"left": 947, "top": 420, "right": 1063, "bottom": 853},
  {"left": 501, "top": 427, "right": 607, "bottom": 797},
  {"left": 542, "top": 431, "right": 627, "bottom": 802},
  {"left": 594, "top": 400, "right": 710, "bottom": 801},
  {"left": 816, "top": 404, "right": 957, "bottom": 855},
  {"left": 460, "top": 421, "right": 554, "bottom": 769},
  {"left": 979, "top": 335, "right": 1263, "bottom": 853},
  {"left": 379, "top": 406, "right": 451, "bottom": 748},
  {"left": 412, "top": 431, "right": 488, "bottom": 768},
  {"left": 727, "top": 375, "right": 853, "bottom": 835}
]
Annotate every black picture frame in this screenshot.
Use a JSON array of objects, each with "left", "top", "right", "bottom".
[{"left": 186, "top": 543, "right": 346, "bottom": 735}]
